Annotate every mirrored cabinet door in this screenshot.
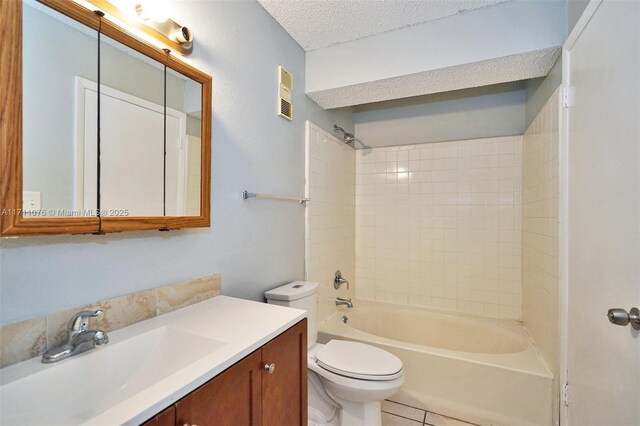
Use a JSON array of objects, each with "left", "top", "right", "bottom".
[
  {"left": 166, "top": 68, "right": 203, "bottom": 217},
  {"left": 22, "top": 0, "right": 98, "bottom": 218},
  {"left": 95, "top": 34, "right": 166, "bottom": 218},
  {"left": 1, "top": 0, "right": 211, "bottom": 236}
]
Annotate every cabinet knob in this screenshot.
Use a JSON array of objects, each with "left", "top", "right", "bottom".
[
  {"left": 264, "top": 363, "right": 276, "bottom": 374},
  {"left": 183, "top": 424, "right": 197, "bottom": 426}
]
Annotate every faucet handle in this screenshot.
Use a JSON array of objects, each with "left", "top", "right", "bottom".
[
  {"left": 334, "top": 270, "right": 350, "bottom": 290},
  {"left": 68, "top": 310, "right": 103, "bottom": 332}
]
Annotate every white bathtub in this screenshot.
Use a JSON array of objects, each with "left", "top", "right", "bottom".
[{"left": 318, "top": 300, "right": 552, "bottom": 426}]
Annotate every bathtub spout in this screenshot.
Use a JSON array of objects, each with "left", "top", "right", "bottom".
[{"left": 336, "top": 297, "right": 353, "bottom": 308}]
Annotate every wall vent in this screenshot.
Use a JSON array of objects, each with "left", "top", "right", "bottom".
[{"left": 278, "top": 66, "right": 293, "bottom": 120}]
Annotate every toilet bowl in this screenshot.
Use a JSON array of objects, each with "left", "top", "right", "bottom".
[
  {"left": 309, "top": 341, "right": 404, "bottom": 425},
  {"left": 265, "top": 281, "right": 404, "bottom": 426}
]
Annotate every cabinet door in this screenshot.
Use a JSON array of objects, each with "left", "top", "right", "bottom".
[
  {"left": 261, "top": 319, "right": 307, "bottom": 426},
  {"left": 175, "top": 349, "right": 262, "bottom": 426},
  {"left": 141, "top": 405, "right": 175, "bottom": 426}
]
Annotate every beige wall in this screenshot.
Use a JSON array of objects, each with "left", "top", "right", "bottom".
[
  {"left": 355, "top": 136, "right": 523, "bottom": 320},
  {"left": 305, "top": 123, "right": 356, "bottom": 321},
  {"left": 521, "top": 88, "right": 560, "bottom": 418}
]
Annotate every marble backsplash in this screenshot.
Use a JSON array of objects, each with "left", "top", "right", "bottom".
[{"left": 0, "top": 273, "right": 221, "bottom": 368}]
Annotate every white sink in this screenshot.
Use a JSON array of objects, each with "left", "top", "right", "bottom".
[
  {"left": 0, "top": 296, "right": 306, "bottom": 425},
  {"left": 0, "top": 326, "right": 225, "bottom": 425}
]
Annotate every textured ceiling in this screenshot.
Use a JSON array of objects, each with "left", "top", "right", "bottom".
[
  {"left": 307, "top": 47, "right": 561, "bottom": 109},
  {"left": 258, "top": 0, "right": 508, "bottom": 51}
]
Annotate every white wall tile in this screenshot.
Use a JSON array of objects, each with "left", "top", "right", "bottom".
[
  {"left": 355, "top": 136, "right": 523, "bottom": 319},
  {"left": 306, "top": 124, "right": 356, "bottom": 320},
  {"left": 522, "top": 89, "right": 560, "bottom": 382}
]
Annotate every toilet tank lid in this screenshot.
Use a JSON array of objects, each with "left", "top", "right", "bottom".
[{"left": 265, "top": 281, "right": 319, "bottom": 301}]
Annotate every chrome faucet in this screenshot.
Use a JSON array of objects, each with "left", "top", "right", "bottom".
[
  {"left": 335, "top": 297, "right": 353, "bottom": 308},
  {"left": 42, "top": 310, "right": 109, "bottom": 363},
  {"left": 334, "top": 270, "right": 350, "bottom": 290}
]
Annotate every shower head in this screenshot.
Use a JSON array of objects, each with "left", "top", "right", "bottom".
[
  {"left": 343, "top": 133, "right": 355, "bottom": 144},
  {"left": 333, "top": 124, "right": 355, "bottom": 145}
]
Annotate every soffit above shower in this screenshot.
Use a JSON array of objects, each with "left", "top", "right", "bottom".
[
  {"left": 308, "top": 46, "right": 561, "bottom": 109},
  {"left": 257, "top": 0, "right": 508, "bottom": 51},
  {"left": 261, "top": 0, "right": 566, "bottom": 109}
]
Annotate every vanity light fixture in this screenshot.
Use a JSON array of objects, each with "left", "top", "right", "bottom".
[
  {"left": 86, "top": 0, "right": 194, "bottom": 55},
  {"left": 134, "top": 1, "right": 194, "bottom": 45}
]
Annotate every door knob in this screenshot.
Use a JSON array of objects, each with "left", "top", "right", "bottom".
[
  {"left": 607, "top": 307, "right": 640, "bottom": 330},
  {"left": 264, "top": 363, "right": 276, "bottom": 374}
]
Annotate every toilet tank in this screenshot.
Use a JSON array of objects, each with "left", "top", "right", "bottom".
[{"left": 265, "top": 281, "right": 318, "bottom": 348}]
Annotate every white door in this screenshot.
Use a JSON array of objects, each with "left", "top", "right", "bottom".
[
  {"left": 565, "top": 1, "right": 640, "bottom": 424},
  {"left": 78, "top": 78, "right": 187, "bottom": 216}
]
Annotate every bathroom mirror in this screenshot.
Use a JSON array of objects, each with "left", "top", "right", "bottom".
[
  {"left": 21, "top": 1, "right": 98, "bottom": 218},
  {"left": 0, "top": 0, "right": 212, "bottom": 236},
  {"left": 93, "top": 33, "right": 167, "bottom": 218},
  {"left": 166, "top": 68, "right": 203, "bottom": 217}
]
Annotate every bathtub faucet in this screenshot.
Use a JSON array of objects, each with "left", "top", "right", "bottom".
[{"left": 335, "top": 297, "right": 353, "bottom": 308}]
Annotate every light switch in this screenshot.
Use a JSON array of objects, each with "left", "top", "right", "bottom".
[{"left": 23, "top": 191, "right": 41, "bottom": 210}]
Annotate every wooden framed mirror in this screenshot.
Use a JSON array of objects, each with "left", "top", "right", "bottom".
[{"left": 0, "top": 0, "right": 212, "bottom": 236}]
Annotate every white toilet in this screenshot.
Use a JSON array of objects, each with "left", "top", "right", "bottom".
[{"left": 265, "top": 281, "right": 404, "bottom": 426}]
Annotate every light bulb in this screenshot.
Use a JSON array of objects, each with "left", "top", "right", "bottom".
[{"left": 135, "top": 0, "right": 169, "bottom": 23}]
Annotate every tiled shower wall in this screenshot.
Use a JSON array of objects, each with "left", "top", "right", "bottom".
[
  {"left": 305, "top": 123, "right": 356, "bottom": 321},
  {"left": 522, "top": 90, "right": 560, "bottom": 381},
  {"left": 355, "top": 136, "right": 523, "bottom": 319}
]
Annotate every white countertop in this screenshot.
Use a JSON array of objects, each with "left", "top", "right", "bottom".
[{"left": 0, "top": 296, "right": 306, "bottom": 425}]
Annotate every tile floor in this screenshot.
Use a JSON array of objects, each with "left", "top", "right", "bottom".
[{"left": 381, "top": 400, "right": 478, "bottom": 426}]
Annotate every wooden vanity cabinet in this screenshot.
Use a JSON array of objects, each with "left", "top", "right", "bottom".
[
  {"left": 261, "top": 321, "right": 307, "bottom": 426},
  {"left": 175, "top": 350, "right": 263, "bottom": 425},
  {"left": 141, "top": 406, "right": 175, "bottom": 426},
  {"left": 141, "top": 319, "right": 307, "bottom": 426}
]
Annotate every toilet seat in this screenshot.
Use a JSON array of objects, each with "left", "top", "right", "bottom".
[
  {"left": 308, "top": 343, "right": 405, "bottom": 405},
  {"left": 314, "top": 340, "right": 403, "bottom": 381}
]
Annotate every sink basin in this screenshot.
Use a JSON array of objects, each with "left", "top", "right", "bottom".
[{"left": 0, "top": 326, "right": 225, "bottom": 425}]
